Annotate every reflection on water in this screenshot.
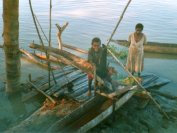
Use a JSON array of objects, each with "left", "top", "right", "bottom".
[
  {"left": 0, "top": 0, "right": 177, "bottom": 48},
  {"left": 6, "top": 92, "right": 27, "bottom": 117}
]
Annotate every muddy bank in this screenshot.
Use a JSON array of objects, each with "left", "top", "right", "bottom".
[
  {"left": 87, "top": 54, "right": 177, "bottom": 133},
  {"left": 89, "top": 83, "right": 177, "bottom": 133}
]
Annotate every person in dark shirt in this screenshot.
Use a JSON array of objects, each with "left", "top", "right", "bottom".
[{"left": 87, "top": 37, "right": 107, "bottom": 96}]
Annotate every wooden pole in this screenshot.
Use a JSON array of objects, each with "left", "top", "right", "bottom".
[
  {"left": 106, "top": 0, "right": 132, "bottom": 46},
  {"left": 93, "top": 66, "right": 96, "bottom": 96},
  {"left": 28, "top": 81, "right": 56, "bottom": 104},
  {"left": 56, "top": 22, "right": 68, "bottom": 49},
  {"left": 48, "top": 0, "right": 52, "bottom": 87},
  {"left": 107, "top": 49, "right": 169, "bottom": 119},
  {"left": 34, "top": 15, "right": 49, "bottom": 42},
  {"left": 29, "top": 0, "right": 56, "bottom": 86},
  {"left": 49, "top": 0, "right": 52, "bottom": 47}
]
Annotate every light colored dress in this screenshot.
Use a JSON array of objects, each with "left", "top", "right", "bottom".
[{"left": 126, "top": 33, "right": 147, "bottom": 73}]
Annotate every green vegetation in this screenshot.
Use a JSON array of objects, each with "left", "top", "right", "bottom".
[
  {"left": 107, "top": 45, "right": 128, "bottom": 59},
  {"left": 119, "top": 76, "right": 142, "bottom": 86}
]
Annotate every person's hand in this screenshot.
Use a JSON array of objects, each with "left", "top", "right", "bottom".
[{"left": 88, "top": 73, "right": 94, "bottom": 80}]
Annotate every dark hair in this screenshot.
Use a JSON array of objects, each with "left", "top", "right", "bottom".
[
  {"left": 91, "top": 37, "right": 101, "bottom": 45},
  {"left": 135, "top": 23, "right": 144, "bottom": 30}
]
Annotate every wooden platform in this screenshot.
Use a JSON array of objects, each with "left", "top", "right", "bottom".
[{"left": 22, "top": 65, "right": 170, "bottom": 103}]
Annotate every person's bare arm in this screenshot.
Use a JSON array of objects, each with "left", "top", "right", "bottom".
[
  {"left": 127, "top": 34, "right": 131, "bottom": 46},
  {"left": 143, "top": 34, "right": 147, "bottom": 45}
]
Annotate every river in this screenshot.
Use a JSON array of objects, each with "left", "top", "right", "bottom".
[{"left": 0, "top": 0, "right": 177, "bottom": 132}]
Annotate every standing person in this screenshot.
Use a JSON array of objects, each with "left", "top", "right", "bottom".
[
  {"left": 126, "top": 23, "right": 147, "bottom": 77},
  {"left": 87, "top": 37, "right": 107, "bottom": 95}
]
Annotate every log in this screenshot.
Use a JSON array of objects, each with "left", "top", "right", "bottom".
[
  {"left": 63, "top": 43, "right": 88, "bottom": 54},
  {"left": 29, "top": 43, "right": 106, "bottom": 86},
  {"left": 20, "top": 49, "right": 58, "bottom": 70},
  {"left": 111, "top": 39, "right": 177, "bottom": 55},
  {"left": 0, "top": 46, "right": 60, "bottom": 69},
  {"left": 56, "top": 22, "right": 68, "bottom": 49},
  {"left": 33, "top": 53, "right": 72, "bottom": 65}
]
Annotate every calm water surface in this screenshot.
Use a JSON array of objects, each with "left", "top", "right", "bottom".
[{"left": 0, "top": 0, "right": 176, "bottom": 85}]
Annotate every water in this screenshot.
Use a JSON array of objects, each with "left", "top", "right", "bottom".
[
  {"left": 0, "top": 0, "right": 177, "bottom": 48},
  {"left": 0, "top": 0, "right": 177, "bottom": 132},
  {"left": 0, "top": 0, "right": 176, "bottom": 80}
]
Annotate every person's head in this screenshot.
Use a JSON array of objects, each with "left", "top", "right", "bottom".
[
  {"left": 91, "top": 37, "right": 101, "bottom": 52},
  {"left": 135, "top": 23, "right": 144, "bottom": 34}
]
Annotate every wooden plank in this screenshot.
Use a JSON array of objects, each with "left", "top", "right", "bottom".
[
  {"left": 69, "top": 85, "right": 88, "bottom": 98},
  {"left": 47, "top": 95, "right": 106, "bottom": 132},
  {"left": 46, "top": 70, "right": 85, "bottom": 95},
  {"left": 22, "top": 68, "right": 76, "bottom": 102},
  {"left": 53, "top": 75, "right": 87, "bottom": 98},
  {"left": 77, "top": 89, "right": 137, "bottom": 133}
]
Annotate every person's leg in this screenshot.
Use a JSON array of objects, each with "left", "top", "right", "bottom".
[
  {"left": 88, "top": 78, "right": 92, "bottom": 96},
  {"left": 138, "top": 72, "right": 141, "bottom": 77},
  {"left": 131, "top": 71, "right": 134, "bottom": 75}
]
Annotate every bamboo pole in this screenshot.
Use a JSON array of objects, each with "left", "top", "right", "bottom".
[
  {"left": 28, "top": 81, "right": 56, "bottom": 104},
  {"left": 49, "top": 0, "right": 52, "bottom": 47},
  {"left": 48, "top": 0, "right": 52, "bottom": 87},
  {"left": 35, "top": 15, "right": 49, "bottom": 42},
  {"left": 105, "top": 0, "right": 169, "bottom": 119},
  {"left": 93, "top": 66, "right": 96, "bottom": 96},
  {"left": 107, "top": 49, "right": 169, "bottom": 119},
  {"left": 106, "top": 0, "right": 132, "bottom": 46},
  {"left": 29, "top": 0, "right": 56, "bottom": 87}
]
